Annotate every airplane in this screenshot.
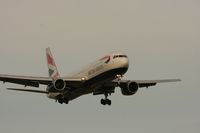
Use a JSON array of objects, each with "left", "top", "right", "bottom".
[{"left": 0, "top": 48, "right": 181, "bottom": 105}]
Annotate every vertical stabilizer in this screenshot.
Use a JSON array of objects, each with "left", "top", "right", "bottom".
[{"left": 46, "top": 48, "right": 60, "bottom": 80}]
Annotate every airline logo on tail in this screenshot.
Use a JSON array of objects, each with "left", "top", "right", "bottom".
[{"left": 46, "top": 48, "right": 60, "bottom": 80}]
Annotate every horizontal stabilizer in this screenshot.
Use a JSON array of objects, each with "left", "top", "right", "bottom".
[{"left": 7, "top": 88, "right": 48, "bottom": 94}]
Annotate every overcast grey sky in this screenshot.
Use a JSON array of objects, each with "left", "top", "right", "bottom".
[{"left": 0, "top": 0, "right": 199, "bottom": 133}]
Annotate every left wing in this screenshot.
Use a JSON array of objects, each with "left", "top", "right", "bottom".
[
  {"left": 113, "top": 79, "right": 181, "bottom": 88},
  {"left": 93, "top": 79, "right": 181, "bottom": 96},
  {"left": 0, "top": 74, "right": 84, "bottom": 88}
]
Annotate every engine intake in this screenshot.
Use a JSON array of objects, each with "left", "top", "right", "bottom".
[
  {"left": 53, "top": 79, "right": 66, "bottom": 91},
  {"left": 120, "top": 81, "right": 139, "bottom": 96}
]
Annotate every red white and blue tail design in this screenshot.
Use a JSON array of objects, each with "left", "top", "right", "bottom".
[{"left": 46, "top": 48, "right": 60, "bottom": 80}]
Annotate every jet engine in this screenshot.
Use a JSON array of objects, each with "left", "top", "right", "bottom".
[
  {"left": 120, "top": 81, "right": 139, "bottom": 96},
  {"left": 53, "top": 79, "right": 66, "bottom": 91}
]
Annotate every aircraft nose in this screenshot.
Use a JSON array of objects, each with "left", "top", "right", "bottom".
[{"left": 120, "top": 58, "right": 129, "bottom": 68}]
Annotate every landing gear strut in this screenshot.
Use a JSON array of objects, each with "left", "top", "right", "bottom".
[{"left": 101, "top": 93, "right": 112, "bottom": 106}]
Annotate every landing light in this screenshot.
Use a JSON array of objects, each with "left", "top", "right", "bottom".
[{"left": 81, "top": 77, "right": 86, "bottom": 81}]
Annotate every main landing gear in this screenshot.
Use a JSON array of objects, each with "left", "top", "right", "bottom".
[
  {"left": 101, "top": 93, "right": 112, "bottom": 106},
  {"left": 58, "top": 98, "right": 68, "bottom": 104}
]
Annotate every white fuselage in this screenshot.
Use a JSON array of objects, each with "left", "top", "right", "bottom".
[
  {"left": 72, "top": 53, "right": 129, "bottom": 80},
  {"left": 47, "top": 53, "right": 129, "bottom": 100}
]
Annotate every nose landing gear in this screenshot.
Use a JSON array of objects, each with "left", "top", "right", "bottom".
[{"left": 101, "top": 99, "right": 111, "bottom": 105}]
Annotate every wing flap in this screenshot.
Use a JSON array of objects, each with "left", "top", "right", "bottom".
[
  {"left": 0, "top": 74, "right": 51, "bottom": 87},
  {"left": 112, "top": 79, "right": 181, "bottom": 88},
  {"left": 135, "top": 79, "right": 181, "bottom": 88},
  {"left": 135, "top": 79, "right": 181, "bottom": 84}
]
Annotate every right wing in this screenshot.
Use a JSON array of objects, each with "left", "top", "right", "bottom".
[
  {"left": 7, "top": 88, "right": 48, "bottom": 94},
  {"left": 0, "top": 74, "right": 84, "bottom": 88},
  {"left": 0, "top": 48, "right": 84, "bottom": 92},
  {"left": 0, "top": 74, "right": 51, "bottom": 87}
]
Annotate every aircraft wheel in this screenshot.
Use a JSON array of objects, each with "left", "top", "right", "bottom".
[
  {"left": 106, "top": 99, "right": 112, "bottom": 106},
  {"left": 101, "top": 99, "right": 106, "bottom": 105},
  {"left": 58, "top": 99, "right": 64, "bottom": 104},
  {"left": 101, "top": 99, "right": 111, "bottom": 105},
  {"left": 64, "top": 99, "right": 69, "bottom": 104}
]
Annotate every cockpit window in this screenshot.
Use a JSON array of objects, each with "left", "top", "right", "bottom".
[{"left": 113, "top": 55, "right": 127, "bottom": 59}]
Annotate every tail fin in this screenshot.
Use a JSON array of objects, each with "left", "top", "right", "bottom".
[{"left": 46, "top": 48, "right": 60, "bottom": 80}]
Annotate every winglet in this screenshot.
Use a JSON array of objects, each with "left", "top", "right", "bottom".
[{"left": 46, "top": 48, "right": 60, "bottom": 80}]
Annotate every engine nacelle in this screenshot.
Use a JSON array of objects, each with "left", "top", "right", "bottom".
[
  {"left": 53, "top": 79, "right": 66, "bottom": 91},
  {"left": 120, "top": 81, "right": 139, "bottom": 96}
]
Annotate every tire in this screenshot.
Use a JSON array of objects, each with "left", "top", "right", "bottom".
[
  {"left": 106, "top": 99, "right": 111, "bottom": 106},
  {"left": 58, "top": 99, "right": 64, "bottom": 104},
  {"left": 64, "top": 99, "right": 69, "bottom": 104},
  {"left": 101, "top": 99, "right": 106, "bottom": 105}
]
